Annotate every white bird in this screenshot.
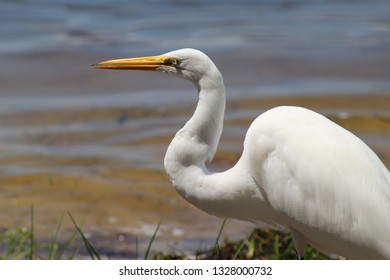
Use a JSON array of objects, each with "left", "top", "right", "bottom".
[{"left": 94, "top": 48, "right": 390, "bottom": 259}]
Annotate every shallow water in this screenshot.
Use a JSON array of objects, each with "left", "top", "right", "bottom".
[
  {"left": 0, "top": 1, "right": 389, "bottom": 258},
  {"left": 1, "top": 0, "right": 390, "bottom": 54}
]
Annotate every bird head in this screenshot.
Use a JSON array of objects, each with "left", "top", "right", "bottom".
[{"left": 93, "top": 48, "right": 220, "bottom": 85}]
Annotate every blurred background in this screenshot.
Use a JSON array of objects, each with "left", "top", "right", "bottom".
[{"left": 0, "top": 0, "right": 389, "bottom": 258}]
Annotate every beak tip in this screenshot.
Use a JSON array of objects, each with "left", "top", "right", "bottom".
[{"left": 92, "top": 63, "right": 109, "bottom": 69}]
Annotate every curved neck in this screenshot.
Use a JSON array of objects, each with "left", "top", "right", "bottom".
[
  {"left": 164, "top": 72, "right": 226, "bottom": 201},
  {"left": 164, "top": 74, "right": 225, "bottom": 172},
  {"left": 163, "top": 73, "right": 262, "bottom": 221}
]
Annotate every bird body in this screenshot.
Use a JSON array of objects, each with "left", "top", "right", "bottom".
[
  {"left": 246, "top": 106, "right": 390, "bottom": 259},
  {"left": 94, "top": 48, "right": 390, "bottom": 259}
]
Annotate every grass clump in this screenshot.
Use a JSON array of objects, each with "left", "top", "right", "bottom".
[
  {"left": 0, "top": 212, "right": 95, "bottom": 260},
  {"left": 0, "top": 227, "right": 32, "bottom": 260},
  {"left": 1, "top": 215, "right": 333, "bottom": 260},
  {"left": 205, "top": 227, "right": 332, "bottom": 260},
  {"left": 152, "top": 220, "right": 333, "bottom": 260}
]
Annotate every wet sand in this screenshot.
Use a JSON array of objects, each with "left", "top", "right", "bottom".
[{"left": 0, "top": 49, "right": 389, "bottom": 258}]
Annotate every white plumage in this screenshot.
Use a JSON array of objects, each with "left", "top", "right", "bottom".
[{"left": 94, "top": 48, "right": 390, "bottom": 259}]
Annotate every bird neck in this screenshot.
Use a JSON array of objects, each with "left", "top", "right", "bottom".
[
  {"left": 164, "top": 74, "right": 262, "bottom": 221},
  {"left": 164, "top": 73, "right": 227, "bottom": 207}
]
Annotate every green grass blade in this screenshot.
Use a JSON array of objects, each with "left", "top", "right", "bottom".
[
  {"left": 54, "top": 228, "right": 79, "bottom": 259},
  {"left": 232, "top": 239, "right": 247, "bottom": 260},
  {"left": 47, "top": 215, "right": 64, "bottom": 259},
  {"left": 29, "top": 206, "right": 34, "bottom": 260},
  {"left": 68, "top": 212, "right": 101, "bottom": 260},
  {"left": 212, "top": 218, "right": 227, "bottom": 258},
  {"left": 65, "top": 232, "right": 81, "bottom": 260},
  {"left": 144, "top": 221, "right": 161, "bottom": 260}
]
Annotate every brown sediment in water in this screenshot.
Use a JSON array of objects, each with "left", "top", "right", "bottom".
[
  {"left": 0, "top": 93, "right": 389, "bottom": 257},
  {"left": 0, "top": 50, "right": 390, "bottom": 258},
  {"left": 227, "top": 94, "right": 390, "bottom": 132},
  {"left": 235, "top": 94, "right": 390, "bottom": 111}
]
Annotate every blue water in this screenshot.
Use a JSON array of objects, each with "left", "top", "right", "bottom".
[
  {"left": 1, "top": 0, "right": 389, "bottom": 55},
  {"left": 0, "top": 0, "right": 389, "bottom": 186},
  {"left": 0, "top": 0, "right": 389, "bottom": 257}
]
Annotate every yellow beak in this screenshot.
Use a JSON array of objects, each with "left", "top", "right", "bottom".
[{"left": 93, "top": 55, "right": 168, "bottom": 71}]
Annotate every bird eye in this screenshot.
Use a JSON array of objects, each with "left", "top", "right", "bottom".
[{"left": 170, "top": 58, "right": 179, "bottom": 66}]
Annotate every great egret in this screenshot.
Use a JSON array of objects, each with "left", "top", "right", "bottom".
[{"left": 94, "top": 48, "right": 390, "bottom": 259}]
